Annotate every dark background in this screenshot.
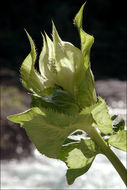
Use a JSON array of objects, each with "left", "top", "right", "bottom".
[{"left": 1, "top": 0, "right": 127, "bottom": 80}]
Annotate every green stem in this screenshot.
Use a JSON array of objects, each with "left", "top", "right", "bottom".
[{"left": 86, "top": 126, "right": 127, "bottom": 186}]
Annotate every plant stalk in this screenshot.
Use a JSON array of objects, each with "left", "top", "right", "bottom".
[{"left": 86, "top": 126, "right": 127, "bottom": 186}]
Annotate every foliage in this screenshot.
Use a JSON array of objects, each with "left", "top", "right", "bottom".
[{"left": 8, "top": 3, "right": 127, "bottom": 186}]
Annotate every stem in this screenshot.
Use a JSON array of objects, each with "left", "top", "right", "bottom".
[{"left": 86, "top": 126, "right": 127, "bottom": 186}]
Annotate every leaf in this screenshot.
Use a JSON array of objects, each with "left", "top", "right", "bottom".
[
  {"left": 8, "top": 107, "right": 94, "bottom": 158},
  {"left": 91, "top": 97, "right": 113, "bottom": 134},
  {"left": 66, "top": 149, "right": 95, "bottom": 185},
  {"left": 111, "top": 114, "right": 125, "bottom": 132},
  {"left": 80, "top": 139, "right": 101, "bottom": 158},
  {"left": 63, "top": 138, "right": 79, "bottom": 145},
  {"left": 108, "top": 130, "right": 127, "bottom": 152},
  {"left": 31, "top": 89, "right": 80, "bottom": 115},
  {"left": 20, "top": 31, "right": 52, "bottom": 95},
  {"left": 59, "top": 139, "right": 100, "bottom": 185},
  {"left": 113, "top": 119, "right": 125, "bottom": 132},
  {"left": 7, "top": 95, "right": 113, "bottom": 160},
  {"left": 38, "top": 87, "right": 56, "bottom": 96},
  {"left": 81, "top": 97, "right": 113, "bottom": 134},
  {"left": 111, "top": 115, "right": 118, "bottom": 121},
  {"left": 76, "top": 67, "right": 96, "bottom": 108}
]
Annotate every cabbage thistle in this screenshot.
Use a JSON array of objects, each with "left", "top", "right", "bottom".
[{"left": 8, "top": 3, "right": 127, "bottom": 186}]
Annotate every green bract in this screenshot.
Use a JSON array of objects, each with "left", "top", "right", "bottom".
[{"left": 8, "top": 2, "right": 127, "bottom": 186}]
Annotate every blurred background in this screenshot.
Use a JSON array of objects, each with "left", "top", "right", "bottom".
[{"left": 0, "top": 0, "right": 127, "bottom": 189}]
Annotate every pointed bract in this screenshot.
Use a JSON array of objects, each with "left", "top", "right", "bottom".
[
  {"left": 20, "top": 31, "right": 47, "bottom": 94},
  {"left": 74, "top": 2, "right": 86, "bottom": 29},
  {"left": 74, "top": 3, "right": 96, "bottom": 107},
  {"left": 74, "top": 2, "right": 94, "bottom": 65},
  {"left": 39, "top": 34, "right": 55, "bottom": 87}
]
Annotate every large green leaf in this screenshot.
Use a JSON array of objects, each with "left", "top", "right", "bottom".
[
  {"left": 8, "top": 107, "right": 94, "bottom": 158},
  {"left": 81, "top": 97, "right": 113, "bottom": 134},
  {"left": 91, "top": 97, "right": 113, "bottom": 134},
  {"left": 59, "top": 139, "right": 100, "bottom": 185},
  {"left": 8, "top": 95, "right": 113, "bottom": 158},
  {"left": 108, "top": 130, "right": 127, "bottom": 152},
  {"left": 66, "top": 149, "right": 95, "bottom": 185}
]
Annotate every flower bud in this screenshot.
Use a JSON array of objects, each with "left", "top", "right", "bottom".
[{"left": 39, "top": 22, "right": 85, "bottom": 95}]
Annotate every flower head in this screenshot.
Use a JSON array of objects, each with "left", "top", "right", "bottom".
[
  {"left": 21, "top": 3, "right": 96, "bottom": 108},
  {"left": 39, "top": 22, "right": 85, "bottom": 95}
]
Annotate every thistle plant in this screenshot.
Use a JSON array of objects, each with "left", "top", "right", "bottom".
[{"left": 8, "top": 3, "right": 127, "bottom": 186}]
